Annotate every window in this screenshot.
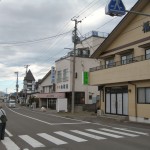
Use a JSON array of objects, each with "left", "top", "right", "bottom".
[
  {"left": 121, "top": 53, "right": 133, "bottom": 64},
  {"left": 146, "top": 49, "right": 150, "bottom": 60},
  {"left": 57, "top": 70, "right": 62, "bottom": 83},
  {"left": 105, "top": 58, "right": 114, "bottom": 68},
  {"left": 63, "top": 69, "right": 68, "bottom": 82},
  {"left": 138, "top": 87, "right": 150, "bottom": 104}
]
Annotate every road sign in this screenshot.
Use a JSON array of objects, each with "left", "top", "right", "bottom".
[{"left": 105, "top": 0, "right": 126, "bottom": 16}]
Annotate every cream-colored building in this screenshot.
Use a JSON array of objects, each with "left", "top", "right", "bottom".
[
  {"left": 55, "top": 31, "right": 107, "bottom": 110},
  {"left": 89, "top": 0, "right": 150, "bottom": 123}
]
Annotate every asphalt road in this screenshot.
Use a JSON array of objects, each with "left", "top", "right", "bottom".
[{"left": 0, "top": 103, "right": 150, "bottom": 150}]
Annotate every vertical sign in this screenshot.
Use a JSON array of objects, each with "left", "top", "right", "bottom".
[
  {"left": 82, "top": 71, "right": 89, "bottom": 85},
  {"left": 51, "top": 66, "right": 55, "bottom": 84}
]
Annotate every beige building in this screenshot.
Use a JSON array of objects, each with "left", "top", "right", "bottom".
[
  {"left": 55, "top": 31, "right": 107, "bottom": 110},
  {"left": 89, "top": 0, "right": 150, "bottom": 123}
]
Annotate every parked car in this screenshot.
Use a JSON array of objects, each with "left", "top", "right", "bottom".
[{"left": 9, "top": 99, "right": 16, "bottom": 108}]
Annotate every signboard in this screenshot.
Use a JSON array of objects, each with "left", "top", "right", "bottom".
[
  {"left": 105, "top": 0, "right": 126, "bottom": 16},
  {"left": 51, "top": 66, "right": 55, "bottom": 84},
  {"left": 82, "top": 71, "right": 89, "bottom": 85}
]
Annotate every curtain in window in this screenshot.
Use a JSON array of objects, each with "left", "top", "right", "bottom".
[
  {"left": 146, "top": 88, "right": 150, "bottom": 103},
  {"left": 138, "top": 88, "right": 145, "bottom": 103}
]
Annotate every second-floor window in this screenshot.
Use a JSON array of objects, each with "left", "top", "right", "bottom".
[
  {"left": 63, "top": 69, "right": 68, "bottom": 82},
  {"left": 146, "top": 49, "right": 150, "bottom": 59},
  {"left": 105, "top": 58, "right": 114, "bottom": 68},
  {"left": 57, "top": 70, "right": 62, "bottom": 83},
  {"left": 121, "top": 53, "right": 133, "bottom": 65}
]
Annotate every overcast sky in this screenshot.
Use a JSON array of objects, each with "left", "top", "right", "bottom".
[{"left": 0, "top": 0, "right": 138, "bottom": 94}]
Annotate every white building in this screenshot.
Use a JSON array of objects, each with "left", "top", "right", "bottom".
[{"left": 55, "top": 31, "right": 108, "bottom": 111}]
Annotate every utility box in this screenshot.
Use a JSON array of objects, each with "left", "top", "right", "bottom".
[{"left": 56, "top": 98, "right": 68, "bottom": 112}]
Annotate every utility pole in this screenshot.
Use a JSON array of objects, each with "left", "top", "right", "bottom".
[
  {"left": 71, "top": 18, "right": 81, "bottom": 113},
  {"left": 14, "top": 72, "right": 19, "bottom": 102}
]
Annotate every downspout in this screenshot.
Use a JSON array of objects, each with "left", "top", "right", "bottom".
[{"left": 128, "top": 82, "right": 137, "bottom": 120}]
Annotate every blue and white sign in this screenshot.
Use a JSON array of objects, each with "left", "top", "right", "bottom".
[
  {"left": 105, "top": 0, "right": 126, "bottom": 16},
  {"left": 51, "top": 66, "right": 55, "bottom": 84}
]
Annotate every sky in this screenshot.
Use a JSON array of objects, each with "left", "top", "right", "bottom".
[{"left": 0, "top": 0, "right": 138, "bottom": 94}]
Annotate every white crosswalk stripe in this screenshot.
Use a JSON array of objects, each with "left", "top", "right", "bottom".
[
  {"left": 19, "top": 135, "right": 45, "bottom": 148},
  {"left": 71, "top": 130, "right": 106, "bottom": 140},
  {"left": 37, "top": 133, "right": 67, "bottom": 145},
  {"left": 86, "top": 129, "right": 124, "bottom": 138},
  {"left": 113, "top": 128, "right": 149, "bottom": 136},
  {"left": 100, "top": 128, "right": 139, "bottom": 137},
  {"left": 55, "top": 131, "right": 87, "bottom": 142},
  {"left": 2, "top": 127, "right": 149, "bottom": 149},
  {"left": 1, "top": 137, "right": 20, "bottom": 150}
]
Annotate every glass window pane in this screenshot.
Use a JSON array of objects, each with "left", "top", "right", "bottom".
[
  {"left": 138, "top": 88, "right": 145, "bottom": 103},
  {"left": 146, "top": 49, "right": 150, "bottom": 59},
  {"left": 146, "top": 88, "right": 150, "bottom": 103}
]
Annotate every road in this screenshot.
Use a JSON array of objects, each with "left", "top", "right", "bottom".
[{"left": 0, "top": 103, "right": 150, "bottom": 150}]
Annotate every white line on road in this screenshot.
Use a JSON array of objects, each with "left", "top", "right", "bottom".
[
  {"left": 7, "top": 106, "right": 89, "bottom": 126},
  {"left": 71, "top": 130, "right": 106, "bottom": 140},
  {"left": 86, "top": 129, "right": 124, "bottom": 138},
  {"left": 113, "top": 127, "right": 149, "bottom": 136},
  {"left": 100, "top": 128, "right": 139, "bottom": 137},
  {"left": 19, "top": 135, "right": 45, "bottom": 148},
  {"left": 55, "top": 131, "right": 87, "bottom": 142},
  {"left": 1, "top": 137, "right": 20, "bottom": 150},
  {"left": 37, "top": 133, "right": 67, "bottom": 145},
  {"left": 5, "top": 129, "right": 13, "bottom": 137}
]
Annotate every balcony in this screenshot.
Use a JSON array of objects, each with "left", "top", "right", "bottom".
[{"left": 89, "top": 54, "right": 150, "bottom": 85}]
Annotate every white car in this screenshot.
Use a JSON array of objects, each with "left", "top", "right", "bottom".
[{"left": 9, "top": 100, "right": 16, "bottom": 108}]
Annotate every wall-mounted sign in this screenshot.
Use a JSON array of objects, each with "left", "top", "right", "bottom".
[
  {"left": 143, "top": 21, "right": 150, "bottom": 33},
  {"left": 51, "top": 66, "right": 55, "bottom": 84},
  {"left": 82, "top": 71, "right": 89, "bottom": 85},
  {"left": 105, "top": 0, "right": 126, "bottom": 17}
]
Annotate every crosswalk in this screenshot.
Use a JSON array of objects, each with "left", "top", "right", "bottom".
[{"left": 1, "top": 127, "right": 149, "bottom": 150}]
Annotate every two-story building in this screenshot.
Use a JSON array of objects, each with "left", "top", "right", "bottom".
[
  {"left": 35, "top": 67, "right": 65, "bottom": 109},
  {"left": 89, "top": 0, "right": 150, "bottom": 123},
  {"left": 55, "top": 31, "right": 108, "bottom": 111}
]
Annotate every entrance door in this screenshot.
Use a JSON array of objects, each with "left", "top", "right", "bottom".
[
  {"left": 105, "top": 86, "right": 128, "bottom": 116},
  {"left": 123, "top": 93, "right": 128, "bottom": 115},
  {"left": 106, "top": 93, "right": 110, "bottom": 113},
  {"left": 111, "top": 94, "right": 116, "bottom": 114},
  {"left": 117, "top": 93, "right": 123, "bottom": 115}
]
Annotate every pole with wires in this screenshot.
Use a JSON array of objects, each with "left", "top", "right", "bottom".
[{"left": 71, "top": 18, "right": 81, "bottom": 113}]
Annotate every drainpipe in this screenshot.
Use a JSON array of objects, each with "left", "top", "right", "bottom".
[{"left": 128, "top": 82, "right": 137, "bottom": 121}]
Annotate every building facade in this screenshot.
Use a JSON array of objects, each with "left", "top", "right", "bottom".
[
  {"left": 89, "top": 0, "right": 150, "bottom": 123},
  {"left": 55, "top": 31, "right": 108, "bottom": 111}
]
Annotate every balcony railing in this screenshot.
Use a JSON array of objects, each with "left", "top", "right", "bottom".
[{"left": 90, "top": 54, "right": 150, "bottom": 72}]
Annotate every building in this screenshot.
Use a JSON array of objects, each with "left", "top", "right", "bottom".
[
  {"left": 23, "top": 69, "right": 36, "bottom": 103},
  {"left": 89, "top": 0, "right": 150, "bottom": 123},
  {"left": 35, "top": 67, "right": 65, "bottom": 109},
  {"left": 55, "top": 31, "right": 108, "bottom": 111}
]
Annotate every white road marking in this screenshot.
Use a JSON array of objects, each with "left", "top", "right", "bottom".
[
  {"left": 101, "top": 128, "right": 139, "bottom": 137},
  {"left": 19, "top": 135, "right": 45, "bottom": 148},
  {"left": 71, "top": 130, "right": 106, "bottom": 140},
  {"left": 37, "top": 133, "right": 67, "bottom": 145},
  {"left": 1, "top": 137, "right": 20, "bottom": 150},
  {"left": 55, "top": 131, "right": 87, "bottom": 142},
  {"left": 5, "top": 129, "right": 13, "bottom": 137},
  {"left": 113, "top": 128, "right": 149, "bottom": 136},
  {"left": 7, "top": 106, "right": 89, "bottom": 125},
  {"left": 86, "top": 129, "right": 123, "bottom": 138}
]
